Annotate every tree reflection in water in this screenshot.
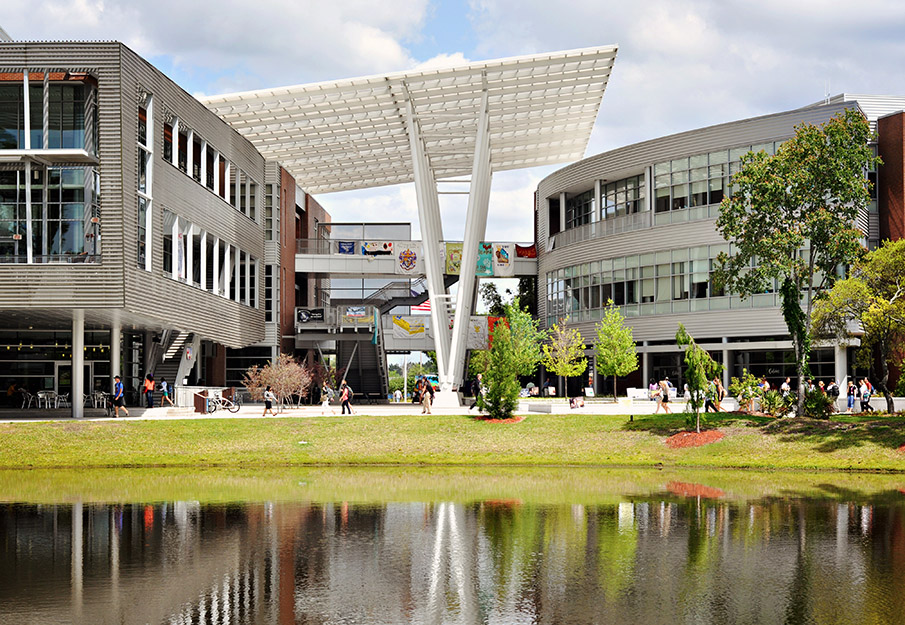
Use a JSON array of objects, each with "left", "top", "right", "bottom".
[{"left": 1, "top": 490, "right": 904, "bottom": 623}]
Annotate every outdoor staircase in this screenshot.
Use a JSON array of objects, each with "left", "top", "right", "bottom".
[
  {"left": 337, "top": 335, "right": 387, "bottom": 401},
  {"left": 148, "top": 331, "right": 200, "bottom": 388}
]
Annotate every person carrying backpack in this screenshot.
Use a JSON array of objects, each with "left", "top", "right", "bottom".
[{"left": 340, "top": 380, "right": 354, "bottom": 415}]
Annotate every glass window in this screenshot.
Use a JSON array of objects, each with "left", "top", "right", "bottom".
[
  {"left": 138, "top": 196, "right": 147, "bottom": 267},
  {"left": 163, "top": 123, "right": 173, "bottom": 162}
]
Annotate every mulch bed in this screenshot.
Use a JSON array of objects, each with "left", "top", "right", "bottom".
[
  {"left": 897, "top": 444, "right": 905, "bottom": 454},
  {"left": 665, "top": 430, "right": 725, "bottom": 448},
  {"left": 667, "top": 481, "right": 726, "bottom": 499},
  {"left": 473, "top": 415, "right": 525, "bottom": 424}
]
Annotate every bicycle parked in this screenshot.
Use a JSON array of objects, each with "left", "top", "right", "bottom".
[{"left": 207, "top": 393, "right": 241, "bottom": 414}]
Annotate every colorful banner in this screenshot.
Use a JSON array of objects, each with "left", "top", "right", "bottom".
[
  {"left": 493, "top": 242, "right": 515, "bottom": 277},
  {"left": 466, "top": 316, "right": 489, "bottom": 350},
  {"left": 392, "top": 315, "right": 427, "bottom": 339},
  {"left": 476, "top": 242, "right": 493, "bottom": 276},
  {"left": 337, "top": 241, "right": 355, "bottom": 255},
  {"left": 394, "top": 243, "right": 422, "bottom": 275},
  {"left": 362, "top": 241, "right": 393, "bottom": 255},
  {"left": 342, "top": 306, "right": 372, "bottom": 325},
  {"left": 515, "top": 243, "right": 537, "bottom": 258},
  {"left": 487, "top": 316, "right": 509, "bottom": 348},
  {"left": 445, "top": 242, "right": 463, "bottom": 275}
]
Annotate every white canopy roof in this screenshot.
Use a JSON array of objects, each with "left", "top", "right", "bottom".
[{"left": 201, "top": 45, "right": 617, "bottom": 194}]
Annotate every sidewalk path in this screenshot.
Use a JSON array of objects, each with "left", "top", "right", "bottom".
[{"left": 0, "top": 398, "right": 744, "bottom": 423}]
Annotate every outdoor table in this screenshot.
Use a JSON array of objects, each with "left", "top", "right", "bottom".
[{"left": 36, "top": 390, "right": 58, "bottom": 409}]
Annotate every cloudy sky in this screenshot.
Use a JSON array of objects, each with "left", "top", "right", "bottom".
[{"left": 3, "top": 0, "right": 905, "bottom": 243}]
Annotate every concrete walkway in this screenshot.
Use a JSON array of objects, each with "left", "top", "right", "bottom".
[{"left": 0, "top": 398, "right": 727, "bottom": 423}]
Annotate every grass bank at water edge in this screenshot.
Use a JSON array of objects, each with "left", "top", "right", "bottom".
[{"left": 2, "top": 412, "right": 905, "bottom": 472}]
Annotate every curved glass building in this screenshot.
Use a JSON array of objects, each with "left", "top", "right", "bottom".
[{"left": 536, "top": 95, "right": 905, "bottom": 395}]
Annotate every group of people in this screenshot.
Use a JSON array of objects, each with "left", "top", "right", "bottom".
[{"left": 780, "top": 376, "right": 875, "bottom": 413}]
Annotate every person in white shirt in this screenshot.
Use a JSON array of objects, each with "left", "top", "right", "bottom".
[{"left": 263, "top": 385, "right": 276, "bottom": 417}]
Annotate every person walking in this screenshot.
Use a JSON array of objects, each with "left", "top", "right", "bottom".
[
  {"left": 421, "top": 378, "right": 434, "bottom": 414},
  {"left": 143, "top": 373, "right": 155, "bottom": 408},
  {"left": 159, "top": 377, "right": 175, "bottom": 407},
  {"left": 262, "top": 385, "right": 276, "bottom": 417},
  {"left": 320, "top": 382, "right": 335, "bottom": 416},
  {"left": 715, "top": 377, "right": 727, "bottom": 412},
  {"left": 655, "top": 377, "right": 672, "bottom": 414},
  {"left": 846, "top": 380, "right": 856, "bottom": 414},
  {"left": 859, "top": 378, "right": 874, "bottom": 412},
  {"left": 340, "top": 380, "right": 354, "bottom": 415},
  {"left": 113, "top": 375, "right": 129, "bottom": 418}
]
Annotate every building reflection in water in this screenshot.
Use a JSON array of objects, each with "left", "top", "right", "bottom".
[{"left": 1, "top": 492, "right": 904, "bottom": 624}]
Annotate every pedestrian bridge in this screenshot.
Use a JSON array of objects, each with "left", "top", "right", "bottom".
[{"left": 295, "top": 238, "right": 537, "bottom": 278}]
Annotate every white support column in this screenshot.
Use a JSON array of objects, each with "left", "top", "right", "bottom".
[
  {"left": 184, "top": 223, "right": 194, "bottom": 285},
  {"left": 213, "top": 151, "right": 220, "bottom": 196},
  {"left": 212, "top": 237, "right": 220, "bottom": 296},
  {"left": 171, "top": 118, "right": 179, "bottom": 167},
  {"left": 447, "top": 89, "right": 492, "bottom": 397},
  {"left": 245, "top": 251, "right": 251, "bottom": 305},
  {"left": 593, "top": 179, "right": 602, "bottom": 223},
  {"left": 835, "top": 343, "right": 848, "bottom": 387},
  {"left": 23, "top": 70, "right": 31, "bottom": 149},
  {"left": 25, "top": 162, "right": 33, "bottom": 263},
  {"left": 404, "top": 95, "right": 451, "bottom": 383},
  {"left": 170, "top": 216, "right": 179, "bottom": 280},
  {"left": 225, "top": 161, "right": 232, "bottom": 205},
  {"left": 110, "top": 320, "right": 121, "bottom": 393},
  {"left": 722, "top": 337, "right": 730, "bottom": 392},
  {"left": 234, "top": 249, "right": 241, "bottom": 302},
  {"left": 223, "top": 243, "right": 231, "bottom": 298},
  {"left": 200, "top": 140, "right": 207, "bottom": 187},
  {"left": 186, "top": 129, "right": 194, "bottom": 181},
  {"left": 200, "top": 231, "right": 207, "bottom": 291},
  {"left": 43, "top": 70, "right": 50, "bottom": 150},
  {"left": 72, "top": 309, "right": 85, "bottom": 419}
]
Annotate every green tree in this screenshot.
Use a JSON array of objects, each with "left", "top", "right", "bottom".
[
  {"left": 676, "top": 324, "right": 723, "bottom": 432},
  {"left": 714, "top": 110, "right": 879, "bottom": 415},
  {"left": 812, "top": 239, "right": 905, "bottom": 413},
  {"left": 468, "top": 350, "right": 492, "bottom": 378},
  {"left": 542, "top": 317, "right": 587, "bottom": 394},
  {"left": 729, "top": 368, "right": 762, "bottom": 414},
  {"left": 479, "top": 282, "right": 508, "bottom": 316},
  {"left": 504, "top": 297, "right": 548, "bottom": 377},
  {"left": 594, "top": 300, "right": 638, "bottom": 399},
  {"left": 477, "top": 322, "right": 521, "bottom": 418}
]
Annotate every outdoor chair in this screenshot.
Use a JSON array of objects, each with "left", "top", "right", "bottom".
[
  {"left": 20, "top": 390, "right": 36, "bottom": 409},
  {"left": 56, "top": 393, "right": 70, "bottom": 408}
]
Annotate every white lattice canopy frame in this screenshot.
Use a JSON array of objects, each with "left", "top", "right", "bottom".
[{"left": 201, "top": 45, "right": 617, "bottom": 194}]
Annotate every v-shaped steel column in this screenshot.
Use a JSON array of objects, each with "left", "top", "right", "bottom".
[
  {"left": 404, "top": 95, "right": 451, "bottom": 384},
  {"left": 447, "top": 88, "right": 492, "bottom": 391}
]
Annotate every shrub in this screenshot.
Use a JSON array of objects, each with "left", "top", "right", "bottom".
[
  {"left": 760, "top": 390, "right": 791, "bottom": 417},
  {"left": 802, "top": 389, "right": 835, "bottom": 419},
  {"left": 729, "top": 368, "right": 761, "bottom": 412}
]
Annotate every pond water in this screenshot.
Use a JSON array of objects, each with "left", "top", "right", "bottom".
[{"left": 1, "top": 468, "right": 904, "bottom": 624}]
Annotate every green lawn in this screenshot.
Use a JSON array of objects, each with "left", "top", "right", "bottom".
[{"left": 1, "top": 412, "right": 904, "bottom": 472}]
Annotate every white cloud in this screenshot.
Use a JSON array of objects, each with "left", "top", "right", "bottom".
[{"left": 1, "top": 0, "right": 431, "bottom": 91}]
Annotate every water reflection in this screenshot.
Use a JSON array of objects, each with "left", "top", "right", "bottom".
[{"left": 2, "top": 482, "right": 905, "bottom": 624}]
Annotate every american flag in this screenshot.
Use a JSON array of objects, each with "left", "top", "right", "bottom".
[{"left": 412, "top": 299, "right": 431, "bottom": 313}]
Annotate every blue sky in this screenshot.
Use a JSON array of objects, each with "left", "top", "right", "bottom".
[{"left": 3, "top": 0, "right": 905, "bottom": 245}]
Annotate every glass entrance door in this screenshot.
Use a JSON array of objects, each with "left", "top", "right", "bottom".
[{"left": 55, "top": 362, "right": 92, "bottom": 404}]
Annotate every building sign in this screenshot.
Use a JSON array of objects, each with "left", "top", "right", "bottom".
[{"left": 296, "top": 308, "right": 325, "bottom": 324}]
